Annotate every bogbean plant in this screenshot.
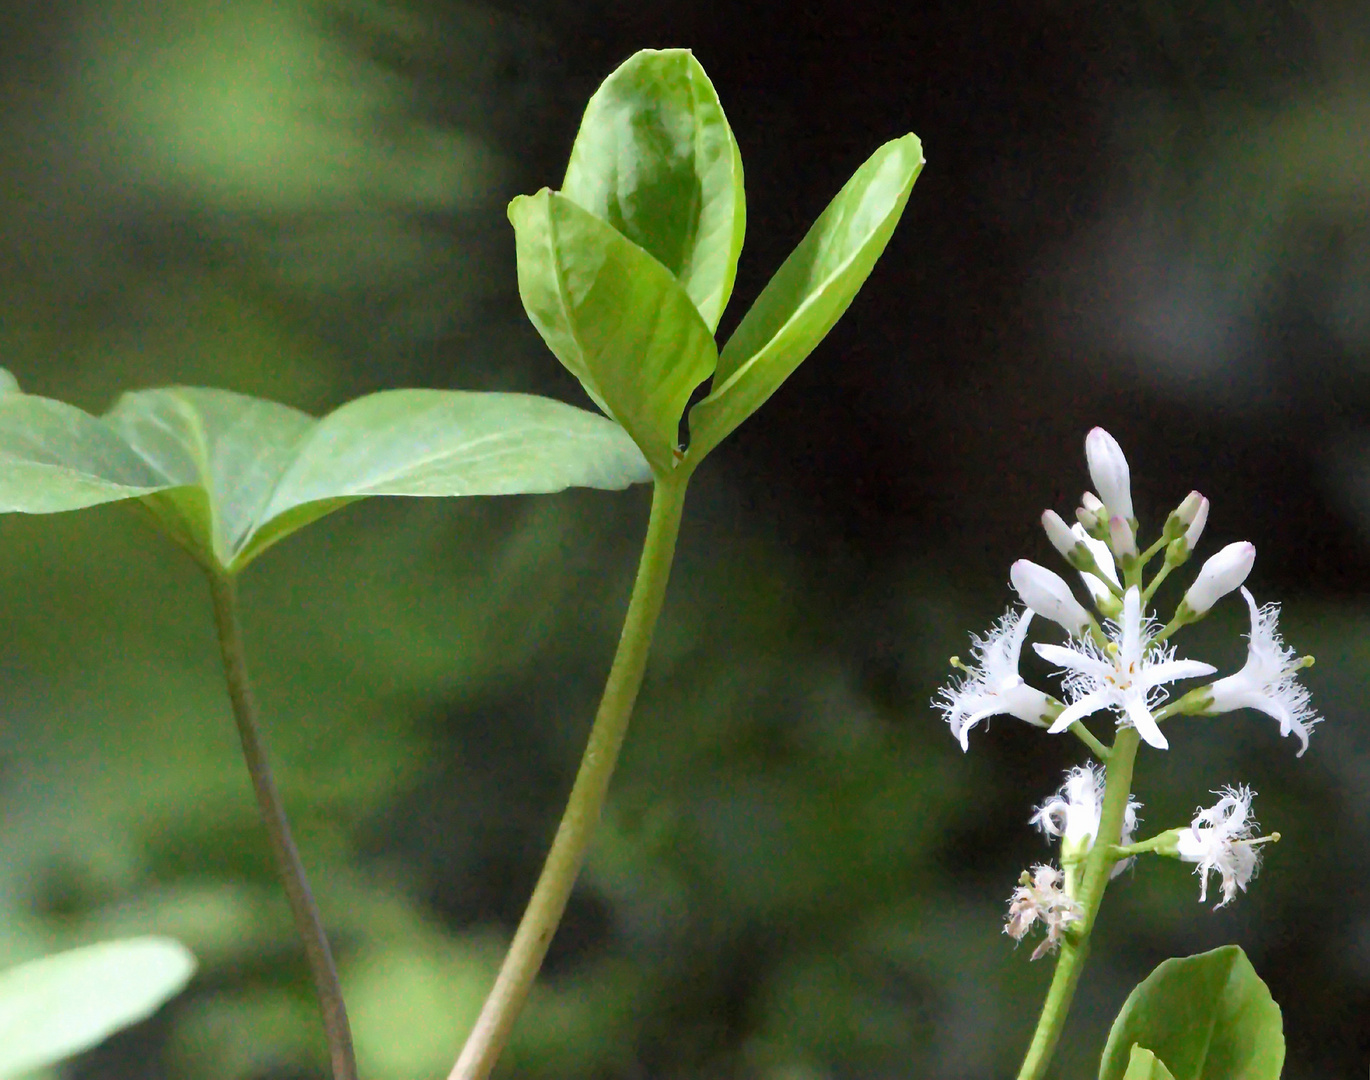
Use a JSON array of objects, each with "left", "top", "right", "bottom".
[
  {"left": 0, "top": 47, "right": 1316, "bottom": 1080},
  {"left": 0, "top": 49, "right": 922, "bottom": 1080},
  {"left": 935, "top": 427, "right": 1318, "bottom": 1079}
]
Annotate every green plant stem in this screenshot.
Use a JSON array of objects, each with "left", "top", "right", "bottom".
[
  {"left": 449, "top": 474, "right": 690, "bottom": 1080},
  {"left": 207, "top": 571, "right": 358, "bottom": 1080},
  {"left": 1016, "top": 726, "right": 1142, "bottom": 1080},
  {"left": 1067, "top": 721, "right": 1110, "bottom": 762}
]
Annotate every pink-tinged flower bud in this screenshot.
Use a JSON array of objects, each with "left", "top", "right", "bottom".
[
  {"left": 1108, "top": 514, "right": 1137, "bottom": 559},
  {"left": 1182, "top": 541, "right": 1255, "bottom": 615},
  {"left": 1011, "top": 560, "right": 1092, "bottom": 636},
  {"left": 1076, "top": 492, "right": 1104, "bottom": 532},
  {"left": 1042, "top": 510, "right": 1078, "bottom": 561},
  {"left": 1085, "top": 428, "right": 1134, "bottom": 521},
  {"left": 1183, "top": 495, "right": 1210, "bottom": 550}
]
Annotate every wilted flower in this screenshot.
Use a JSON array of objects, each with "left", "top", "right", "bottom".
[
  {"left": 1202, "top": 588, "right": 1319, "bottom": 755},
  {"left": 1036, "top": 587, "right": 1216, "bottom": 750},
  {"left": 1032, "top": 764, "right": 1141, "bottom": 878},
  {"left": 934, "top": 608, "right": 1053, "bottom": 751},
  {"left": 1005, "top": 864, "right": 1083, "bottom": 960}
]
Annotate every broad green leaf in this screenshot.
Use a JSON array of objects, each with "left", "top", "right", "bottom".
[
  {"left": 1124, "top": 1046, "right": 1178, "bottom": 1080},
  {"left": 104, "top": 388, "right": 318, "bottom": 569},
  {"left": 238, "top": 388, "right": 652, "bottom": 567},
  {"left": 0, "top": 388, "right": 174, "bottom": 514},
  {"left": 509, "top": 188, "right": 719, "bottom": 475},
  {"left": 561, "top": 48, "right": 746, "bottom": 333},
  {"left": 0, "top": 937, "right": 195, "bottom": 1078},
  {"left": 0, "top": 369, "right": 19, "bottom": 394},
  {"left": 1099, "top": 946, "right": 1284, "bottom": 1080},
  {"left": 687, "top": 133, "right": 924, "bottom": 462}
]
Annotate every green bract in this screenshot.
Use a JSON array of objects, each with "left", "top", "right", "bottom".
[
  {"left": 508, "top": 47, "right": 923, "bottom": 477},
  {"left": 0, "top": 937, "right": 195, "bottom": 1079},
  {"left": 1099, "top": 946, "right": 1284, "bottom": 1080},
  {"left": 0, "top": 374, "right": 650, "bottom": 573}
]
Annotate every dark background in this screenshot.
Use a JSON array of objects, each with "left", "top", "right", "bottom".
[{"left": 0, "top": 1, "right": 1366, "bottom": 1077}]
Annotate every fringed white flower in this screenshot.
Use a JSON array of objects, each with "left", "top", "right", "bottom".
[
  {"left": 1032, "top": 764, "right": 1141, "bottom": 879},
  {"left": 1175, "top": 786, "right": 1274, "bottom": 908},
  {"left": 934, "top": 608, "right": 1053, "bottom": 751},
  {"left": 1035, "top": 586, "right": 1216, "bottom": 750},
  {"left": 1005, "top": 864, "right": 1082, "bottom": 960},
  {"left": 1203, "top": 587, "right": 1319, "bottom": 756}
]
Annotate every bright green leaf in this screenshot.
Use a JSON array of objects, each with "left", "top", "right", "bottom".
[
  {"left": 0, "top": 369, "right": 19, "bottom": 395},
  {"left": 0, "top": 389, "right": 174, "bottom": 514},
  {"left": 509, "top": 188, "right": 719, "bottom": 475},
  {"left": 1123, "top": 1045, "right": 1178, "bottom": 1080},
  {"left": 561, "top": 48, "right": 746, "bottom": 333},
  {"left": 687, "top": 133, "right": 924, "bottom": 462},
  {"left": 1099, "top": 946, "right": 1284, "bottom": 1080},
  {"left": 0, "top": 937, "right": 196, "bottom": 1078},
  {"left": 238, "top": 388, "right": 652, "bottom": 568}
]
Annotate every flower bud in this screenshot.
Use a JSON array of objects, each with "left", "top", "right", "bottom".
[
  {"left": 1085, "top": 428, "right": 1134, "bottom": 522},
  {"left": 1183, "top": 495, "right": 1209, "bottom": 550},
  {"left": 1181, "top": 541, "right": 1255, "bottom": 616},
  {"left": 1108, "top": 514, "right": 1137, "bottom": 560},
  {"left": 1042, "top": 510, "right": 1081, "bottom": 562},
  {"left": 1011, "top": 560, "right": 1093, "bottom": 637}
]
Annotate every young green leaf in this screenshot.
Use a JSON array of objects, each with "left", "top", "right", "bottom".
[
  {"left": 686, "top": 133, "right": 924, "bottom": 463},
  {"left": 561, "top": 48, "right": 746, "bottom": 333},
  {"left": 1122, "top": 1046, "right": 1178, "bottom": 1080},
  {"left": 509, "top": 188, "right": 720, "bottom": 475},
  {"left": 0, "top": 386, "right": 174, "bottom": 514},
  {"left": 0, "top": 937, "right": 195, "bottom": 1079},
  {"left": 1098, "top": 946, "right": 1284, "bottom": 1080}
]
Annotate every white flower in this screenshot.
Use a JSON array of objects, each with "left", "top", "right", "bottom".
[
  {"left": 1204, "top": 587, "right": 1319, "bottom": 756},
  {"left": 1085, "top": 427, "right": 1134, "bottom": 521},
  {"left": 1005, "top": 864, "right": 1083, "bottom": 960},
  {"left": 1175, "top": 786, "right": 1268, "bottom": 908},
  {"left": 1010, "top": 560, "right": 1092, "bottom": 637},
  {"left": 1035, "top": 586, "right": 1217, "bottom": 750},
  {"left": 1042, "top": 509, "right": 1079, "bottom": 561},
  {"left": 934, "top": 608, "right": 1052, "bottom": 751},
  {"left": 1070, "top": 523, "right": 1119, "bottom": 609},
  {"left": 1032, "top": 764, "right": 1141, "bottom": 878},
  {"left": 1182, "top": 541, "right": 1256, "bottom": 616}
]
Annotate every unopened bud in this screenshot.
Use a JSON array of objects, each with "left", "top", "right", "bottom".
[
  {"left": 1180, "top": 541, "right": 1256, "bottom": 618},
  {"left": 1085, "top": 428, "right": 1134, "bottom": 522},
  {"left": 1011, "top": 560, "right": 1093, "bottom": 637},
  {"left": 1042, "top": 510, "right": 1083, "bottom": 563},
  {"left": 1076, "top": 492, "right": 1105, "bottom": 534},
  {"left": 1108, "top": 515, "right": 1137, "bottom": 560},
  {"left": 1183, "top": 495, "right": 1210, "bottom": 550}
]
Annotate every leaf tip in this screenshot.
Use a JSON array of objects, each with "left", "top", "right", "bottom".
[{"left": 0, "top": 368, "right": 20, "bottom": 394}]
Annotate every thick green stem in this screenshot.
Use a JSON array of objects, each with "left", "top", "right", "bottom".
[
  {"left": 207, "top": 571, "right": 358, "bottom": 1080},
  {"left": 449, "top": 474, "right": 689, "bottom": 1080},
  {"left": 1016, "top": 726, "right": 1142, "bottom": 1080}
]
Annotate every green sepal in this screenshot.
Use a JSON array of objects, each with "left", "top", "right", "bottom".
[
  {"left": 686, "top": 133, "right": 923, "bottom": 463},
  {"left": 508, "top": 188, "right": 719, "bottom": 475},
  {"left": 1099, "top": 945, "right": 1284, "bottom": 1080},
  {"left": 561, "top": 48, "right": 745, "bottom": 333}
]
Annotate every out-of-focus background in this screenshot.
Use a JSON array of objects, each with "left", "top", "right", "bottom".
[{"left": 0, "top": 1, "right": 1366, "bottom": 1076}]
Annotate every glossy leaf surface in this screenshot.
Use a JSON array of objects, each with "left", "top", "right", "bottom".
[
  {"left": 1099, "top": 946, "right": 1284, "bottom": 1080},
  {"left": 509, "top": 188, "right": 719, "bottom": 475},
  {"left": 1123, "top": 1046, "right": 1178, "bottom": 1080},
  {"left": 0, "top": 937, "right": 195, "bottom": 1079},
  {"left": 687, "top": 134, "right": 923, "bottom": 462},
  {"left": 561, "top": 48, "right": 745, "bottom": 332}
]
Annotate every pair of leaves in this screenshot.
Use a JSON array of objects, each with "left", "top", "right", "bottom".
[
  {"left": 0, "top": 374, "right": 650, "bottom": 574},
  {"left": 1100, "top": 946, "right": 1284, "bottom": 1080},
  {"left": 0, "top": 937, "right": 195, "bottom": 1078},
  {"left": 509, "top": 48, "right": 923, "bottom": 476}
]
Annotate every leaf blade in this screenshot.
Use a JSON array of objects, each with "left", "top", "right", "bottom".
[
  {"left": 0, "top": 937, "right": 195, "bottom": 1079},
  {"left": 509, "top": 189, "right": 719, "bottom": 474},
  {"left": 687, "top": 133, "right": 923, "bottom": 461},
  {"left": 561, "top": 48, "right": 746, "bottom": 332}
]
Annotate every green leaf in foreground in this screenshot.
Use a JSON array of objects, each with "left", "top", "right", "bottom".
[
  {"left": 0, "top": 376, "right": 651, "bottom": 573},
  {"left": 1099, "top": 946, "right": 1284, "bottom": 1080},
  {"left": 509, "top": 189, "right": 719, "bottom": 475},
  {"left": 561, "top": 47, "right": 746, "bottom": 333},
  {"left": 1123, "top": 1046, "right": 1178, "bottom": 1080},
  {"left": 0, "top": 937, "right": 196, "bottom": 1079},
  {"left": 686, "top": 133, "right": 924, "bottom": 463}
]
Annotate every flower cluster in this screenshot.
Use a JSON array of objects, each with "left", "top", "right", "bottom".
[{"left": 931, "top": 428, "right": 1319, "bottom": 954}]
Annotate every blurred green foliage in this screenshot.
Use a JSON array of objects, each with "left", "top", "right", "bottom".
[{"left": 0, "top": 2, "right": 1365, "bottom": 1079}]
